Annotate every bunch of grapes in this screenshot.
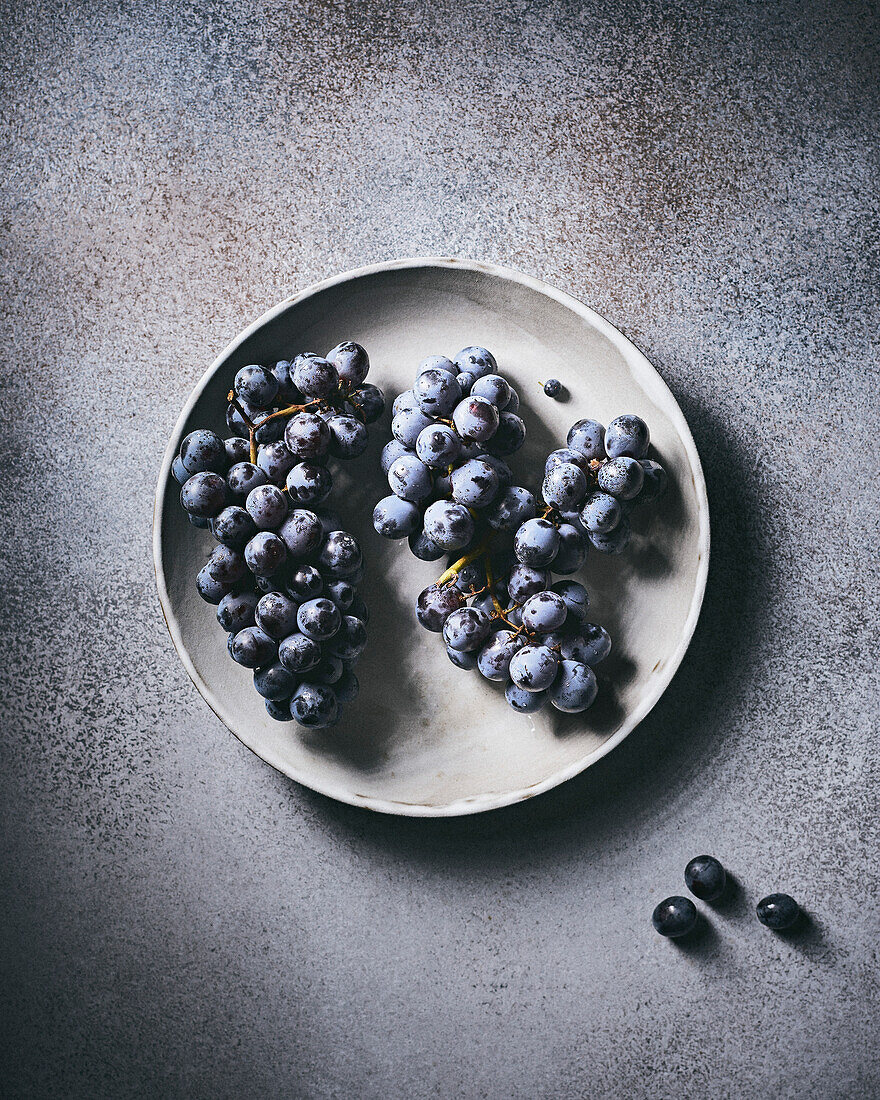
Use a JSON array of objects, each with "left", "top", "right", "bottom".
[
  {"left": 373, "top": 347, "right": 667, "bottom": 715},
  {"left": 173, "top": 342, "right": 383, "bottom": 729}
]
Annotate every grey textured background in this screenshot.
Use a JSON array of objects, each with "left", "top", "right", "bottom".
[{"left": 2, "top": 0, "right": 879, "bottom": 1097}]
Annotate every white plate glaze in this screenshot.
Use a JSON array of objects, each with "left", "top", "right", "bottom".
[{"left": 153, "top": 258, "right": 710, "bottom": 816}]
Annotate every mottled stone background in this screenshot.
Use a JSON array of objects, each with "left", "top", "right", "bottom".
[{"left": 1, "top": 0, "right": 878, "bottom": 1096}]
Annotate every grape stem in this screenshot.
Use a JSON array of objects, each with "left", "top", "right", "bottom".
[{"left": 436, "top": 539, "right": 493, "bottom": 586}]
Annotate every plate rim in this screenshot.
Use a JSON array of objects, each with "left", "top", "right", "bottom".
[{"left": 152, "top": 256, "right": 711, "bottom": 817}]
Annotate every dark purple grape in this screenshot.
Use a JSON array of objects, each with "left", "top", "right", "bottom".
[
  {"left": 244, "top": 531, "right": 287, "bottom": 577},
  {"left": 230, "top": 626, "right": 277, "bottom": 668},
  {"left": 286, "top": 462, "right": 332, "bottom": 506},
  {"left": 212, "top": 506, "right": 257, "bottom": 551},
  {"left": 226, "top": 461, "right": 267, "bottom": 499},
  {"left": 196, "top": 564, "right": 233, "bottom": 604},
  {"left": 245, "top": 484, "right": 288, "bottom": 530},
  {"left": 253, "top": 661, "right": 298, "bottom": 700},
  {"left": 278, "top": 632, "right": 322, "bottom": 674},
  {"left": 256, "top": 591, "right": 300, "bottom": 639},
  {"left": 180, "top": 429, "right": 226, "bottom": 474},
  {"left": 180, "top": 472, "right": 227, "bottom": 518},
  {"left": 224, "top": 436, "right": 251, "bottom": 465},
  {"left": 278, "top": 509, "right": 324, "bottom": 558},
  {"left": 350, "top": 383, "right": 384, "bottom": 423},
  {"left": 285, "top": 565, "right": 323, "bottom": 602},
  {"left": 416, "top": 584, "right": 464, "bottom": 632},
  {"left": 291, "top": 683, "right": 338, "bottom": 728},
  {"left": 327, "top": 414, "right": 368, "bottom": 459},
  {"left": 207, "top": 544, "right": 247, "bottom": 584},
  {"left": 292, "top": 354, "right": 338, "bottom": 399},
  {"left": 484, "top": 411, "right": 525, "bottom": 456},
  {"left": 318, "top": 531, "right": 362, "bottom": 578},
  {"left": 217, "top": 591, "right": 259, "bottom": 633},
  {"left": 326, "top": 615, "right": 367, "bottom": 660},
  {"left": 234, "top": 364, "right": 278, "bottom": 408},
  {"left": 327, "top": 341, "right": 369, "bottom": 386},
  {"left": 284, "top": 411, "right": 331, "bottom": 461},
  {"left": 257, "top": 440, "right": 296, "bottom": 484},
  {"left": 297, "top": 598, "right": 342, "bottom": 642}
]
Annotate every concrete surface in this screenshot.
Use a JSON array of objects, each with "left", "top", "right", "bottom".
[{"left": 1, "top": 0, "right": 878, "bottom": 1097}]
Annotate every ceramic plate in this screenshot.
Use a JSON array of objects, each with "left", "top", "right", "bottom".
[{"left": 153, "top": 258, "right": 709, "bottom": 816}]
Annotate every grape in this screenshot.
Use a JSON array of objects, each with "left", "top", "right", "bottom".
[
  {"left": 317, "top": 531, "right": 363, "bottom": 578},
  {"left": 254, "top": 661, "right": 298, "bottom": 700},
  {"left": 423, "top": 501, "right": 475, "bottom": 552},
  {"left": 297, "top": 598, "right": 342, "bottom": 641},
  {"left": 477, "top": 630, "right": 524, "bottom": 681},
  {"left": 244, "top": 531, "right": 287, "bottom": 577},
  {"left": 450, "top": 458, "right": 500, "bottom": 508},
  {"left": 543, "top": 379, "right": 561, "bottom": 398},
  {"left": 567, "top": 418, "right": 605, "bottom": 460},
  {"left": 265, "top": 697, "right": 292, "bottom": 721},
  {"left": 391, "top": 408, "right": 434, "bottom": 448},
  {"left": 598, "top": 456, "right": 644, "bottom": 500},
  {"left": 471, "top": 591, "right": 500, "bottom": 620},
  {"left": 245, "top": 484, "right": 288, "bottom": 529},
  {"left": 552, "top": 523, "right": 588, "bottom": 574},
  {"left": 327, "top": 414, "right": 368, "bottom": 459},
  {"left": 415, "top": 424, "right": 461, "bottom": 468},
  {"left": 409, "top": 529, "right": 445, "bottom": 561},
  {"left": 447, "top": 645, "right": 478, "bottom": 670},
  {"left": 685, "top": 856, "right": 727, "bottom": 901},
  {"left": 419, "top": 354, "right": 458, "bottom": 376},
  {"left": 756, "top": 893, "right": 800, "bottom": 930},
  {"left": 291, "top": 683, "right": 339, "bottom": 728},
  {"left": 172, "top": 456, "right": 189, "bottom": 484},
  {"left": 326, "top": 615, "right": 368, "bottom": 660},
  {"left": 278, "top": 509, "right": 323, "bottom": 558},
  {"left": 442, "top": 606, "right": 492, "bottom": 652},
  {"left": 251, "top": 411, "right": 286, "bottom": 445},
  {"left": 509, "top": 645, "right": 559, "bottom": 691},
  {"left": 452, "top": 395, "right": 499, "bottom": 443},
  {"left": 381, "top": 438, "right": 410, "bottom": 474},
  {"left": 325, "top": 580, "right": 355, "bottom": 611},
  {"left": 505, "top": 682, "right": 547, "bottom": 713},
  {"left": 180, "top": 429, "right": 226, "bottom": 474},
  {"left": 392, "top": 390, "right": 419, "bottom": 416},
  {"left": 638, "top": 459, "right": 668, "bottom": 503},
  {"left": 456, "top": 372, "right": 475, "bottom": 395},
  {"left": 551, "top": 580, "right": 589, "bottom": 623},
  {"left": 507, "top": 563, "right": 550, "bottom": 603},
  {"left": 452, "top": 560, "right": 486, "bottom": 593},
  {"left": 335, "top": 670, "right": 359, "bottom": 703},
  {"left": 561, "top": 623, "right": 611, "bottom": 666},
  {"left": 217, "top": 591, "right": 259, "bottom": 633},
  {"left": 350, "top": 383, "right": 385, "bottom": 423},
  {"left": 207, "top": 544, "right": 247, "bottom": 584},
  {"left": 211, "top": 506, "right": 256, "bottom": 551},
  {"left": 580, "top": 492, "right": 623, "bottom": 533},
  {"left": 545, "top": 448, "right": 589, "bottom": 477},
  {"left": 292, "top": 354, "right": 338, "bottom": 398},
  {"left": 373, "top": 495, "right": 421, "bottom": 539},
  {"left": 180, "top": 472, "right": 227, "bottom": 518},
  {"left": 605, "top": 414, "right": 649, "bottom": 459},
  {"left": 255, "top": 592, "right": 300, "bottom": 639},
  {"left": 504, "top": 387, "right": 520, "bottom": 414},
  {"left": 588, "top": 515, "right": 632, "bottom": 554},
  {"left": 327, "top": 341, "right": 369, "bottom": 386},
  {"left": 226, "top": 402, "right": 251, "bottom": 437},
  {"left": 416, "top": 584, "right": 464, "bottom": 631},
  {"left": 311, "top": 653, "right": 344, "bottom": 685},
  {"left": 257, "top": 440, "right": 297, "bottom": 483},
  {"left": 521, "top": 591, "right": 567, "bottom": 633},
  {"left": 230, "top": 626, "right": 277, "bottom": 668},
  {"left": 479, "top": 454, "right": 513, "bottom": 490},
  {"left": 484, "top": 486, "right": 533, "bottom": 532},
  {"left": 453, "top": 346, "right": 497, "bottom": 378},
  {"left": 514, "top": 518, "right": 559, "bottom": 568},
  {"left": 470, "top": 374, "right": 510, "bottom": 408},
  {"left": 234, "top": 364, "right": 278, "bottom": 408},
  {"left": 285, "top": 411, "right": 331, "bottom": 461},
  {"left": 196, "top": 564, "right": 233, "bottom": 604},
  {"left": 388, "top": 453, "right": 433, "bottom": 502},
  {"left": 549, "top": 660, "right": 598, "bottom": 713},
  {"left": 286, "top": 461, "right": 332, "bottom": 505},
  {"left": 278, "top": 632, "right": 322, "bottom": 674},
  {"left": 652, "top": 897, "right": 698, "bottom": 938},
  {"left": 227, "top": 461, "right": 267, "bottom": 499},
  {"left": 270, "top": 360, "right": 298, "bottom": 403},
  {"left": 484, "top": 412, "right": 525, "bottom": 457},
  {"left": 542, "top": 462, "right": 588, "bottom": 510},
  {"left": 224, "top": 436, "right": 251, "bottom": 465},
  {"left": 414, "top": 368, "right": 461, "bottom": 417}
]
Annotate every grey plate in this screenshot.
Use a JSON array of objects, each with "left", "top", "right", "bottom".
[{"left": 153, "top": 258, "right": 710, "bottom": 816}]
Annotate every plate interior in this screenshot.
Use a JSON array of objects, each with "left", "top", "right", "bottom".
[{"left": 156, "top": 261, "right": 708, "bottom": 814}]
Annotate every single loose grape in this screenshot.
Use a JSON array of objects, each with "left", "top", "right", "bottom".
[
  {"left": 543, "top": 379, "right": 561, "bottom": 398},
  {"left": 652, "top": 897, "right": 698, "bottom": 938},
  {"left": 756, "top": 893, "right": 800, "bottom": 930},
  {"left": 684, "top": 856, "right": 727, "bottom": 902}
]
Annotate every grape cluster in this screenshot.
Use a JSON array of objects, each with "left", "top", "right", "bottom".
[
  {"left": 374, "top": 348, "right": 667, "bottom": 715},
  {"left": 173, "top": 343, "right": 383, "bottom": 729}
]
